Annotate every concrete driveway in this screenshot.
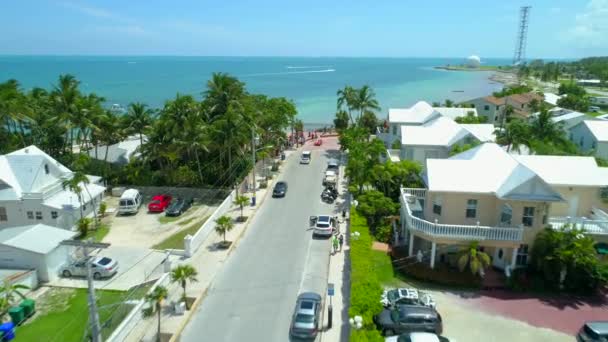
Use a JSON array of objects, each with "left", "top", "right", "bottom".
[
  {"left": 181, "top": 139, "right": 342, "bottom": 342},
  {"left": 102, "top": 196, "right": 217, "bottom": 248},
  {"left": 49, "top": 245, "right": 175, "bottom": 291}
]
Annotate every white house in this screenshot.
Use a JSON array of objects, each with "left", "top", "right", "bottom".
[
  {"left": 0, "top": 224, "right": 76, "bottom": 282},
  {"left": 591, "top": 96, "right": 608, "bottom": 106},
  {"left": 400, "top": 116, "right": 495, "bottom": 165},
  {"left": 531, "top": 107, "right": 595, "bottom": 133},
  {"left": 88, "top": 135, "right": 145, "bottom": 165},
  {"left": 543, "top": 92, "right": 563, "bottom": 106},
  {"left": 569, "top": 120, "right": 608, "bottom": 159},
  {"left": 0, "top": 146, "right": 106, "bottom": 230},
  {"left": 379, "top": 101, "right": 478, "bottom": 147}
]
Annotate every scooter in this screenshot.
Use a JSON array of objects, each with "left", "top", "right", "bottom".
[{"left": 321, "top": 190, "right": 335, "bottom": 203}]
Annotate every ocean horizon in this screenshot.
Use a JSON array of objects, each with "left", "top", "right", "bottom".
[{"left": 0, "top": 56, "right": 507, "bottom": 125}]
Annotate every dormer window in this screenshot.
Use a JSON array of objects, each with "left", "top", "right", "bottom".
[{"left": 44, "top": 164, "right": 49, "bottom": 174}]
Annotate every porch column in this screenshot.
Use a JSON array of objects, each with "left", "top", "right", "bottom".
[
  {"left": 510, "top": 247, "right": 518, "bottom": 270},
  {"left": 430, "top": 242, "right": 436, "bottom": 269},
  {"left": 408, "top": 234, "right": 414, "bottom": 257}
]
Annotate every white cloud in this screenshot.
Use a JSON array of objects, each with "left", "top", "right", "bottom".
[{"left": 565, "top": 0, "right": 608, "bottom": 47}]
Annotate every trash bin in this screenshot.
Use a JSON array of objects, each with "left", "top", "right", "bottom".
[
  {"left": 20, "top": 299, "right": 35, "bottom": 317},
  {"left": 251, "top": 196, "right": 256, "bottom": 206},
  {"left": 0, "top": 322, "right": 15, "bottom": 341},
  {"left": 280, "top": 152, "right": 285, "bottom": 161},
  {"left": 8, "top": 307, "right": 24, "bottom": 325}
]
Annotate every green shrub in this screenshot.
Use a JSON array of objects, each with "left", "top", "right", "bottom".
[
  {"left": 351, "top": 329, "right": 384, "bottom": 342},
  {"left": 372, "top": 224, "right": 392, "bottom": 243},
  {"left": 398, "top": 263, "right": 482, "bottom": 288}
]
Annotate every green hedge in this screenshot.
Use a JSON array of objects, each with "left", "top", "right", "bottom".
[{"left": 349, "top": 208, "right": 384, "bottom": 340}]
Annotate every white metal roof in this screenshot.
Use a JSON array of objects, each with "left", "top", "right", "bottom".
[
  {"left": 401, "top": 117, "right": 494, "bottom": 147},
  {"left": 543, "top": 93, "right": 563, "bottom": 106},
  {"left": 43, "top": 183, "right": 106, "bottom": 210},
  {"left": 425, "top": 143, "right": 563, "bottom": 201},
  {"left": 583, "top": 120, "right": 608, "bottom": 142},
  {"left": 0, "top": 224, "right": 76, "bottom": 255},
  {"left": 388, "top": 101, "right": 439, "bottom": 124},
  {"left": 433, "top": 107, "right": 478, "bottom": 120},
  {"left": 513, "top": 155, "right": 608, "bottom": 187},
  {"left": 88, "top": 135, "right": 145, "bottom": 164}
]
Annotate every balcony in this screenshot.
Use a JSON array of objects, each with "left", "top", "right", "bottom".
[
  {"left": 401, "top": 188, "right": 524, "bottom": 242},
  {"left": 548, "top": 207, "right": 608, "bottom": 235}
]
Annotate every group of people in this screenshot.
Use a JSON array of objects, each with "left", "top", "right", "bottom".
[{"left": 332, "top": 233, "right": 344, "bottom": 254}]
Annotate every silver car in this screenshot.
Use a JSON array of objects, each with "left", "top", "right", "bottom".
[
  {"left": 60, "top": 256, "right": 119, "bottom": 280},
  {"left": 290, "top": 292, "right": 322, "bottom": 339}
]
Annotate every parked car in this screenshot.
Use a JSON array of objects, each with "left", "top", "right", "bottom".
[
  {"left": 300, "top": 151, "right": 312, "bottom": 164},
  {"left": 323, "top": 170, "right": 337, "bottom": 186},
  {"left": 165, "top": 197, "right": 193, "bottom": 217},
  {"left": 374, "top": 305, "right": 443, "bottom": 336},
  {"left": 148, "top": 194, "right": 172, "bottom": 212},
  {"left": 577, "top": 321, "right": 608, "bottom": 341},
  {"left": 589, "top": 106, "right": 601, "bottom": 113},
  {"left": 385, "top": 332, "right": 449, "bottom": 342},
  {"left": 327, "top": 160, "right": 339, "bottom": 175},
  {"left": 60, "top": 256, "right": 119, "bottom": 280},
  {"left": 272, "top": 181, "right": 288, "bottom": 198},
  {"left": 118, "top": 188, "right": 142, "bottom": 215},
  {"left": 290, "top": 292, "right": 322, "bottom": 339},
  {"left": 381, "top": 288, "right": 436, "bottom": 309},
  {"left": 309, "top": 215, "right": 337, "bottom": 237}
]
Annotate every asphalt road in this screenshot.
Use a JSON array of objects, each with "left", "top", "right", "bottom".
[{"left": 181, "top": 145, "right": 342, "bottom": 342}]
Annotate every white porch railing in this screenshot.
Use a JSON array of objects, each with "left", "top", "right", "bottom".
[
  {"left": 400, "top": 188, "right": 524, "bottom": 242},
  {"left": 548, "top": 216, "right": 608, "bottom": 235}
]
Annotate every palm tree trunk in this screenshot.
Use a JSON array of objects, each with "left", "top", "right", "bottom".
[
  {"left": 83, "top": 184, "right": 98, "bottom": 227},
  {"left": 156, "top": 303, "right": 161, "bottom": 342},
  {"left": 139, "top": 132, "right": 144, "bottom": 147},
  {"left": 194, "top": 149, "right": 204, "bottom": 185}
]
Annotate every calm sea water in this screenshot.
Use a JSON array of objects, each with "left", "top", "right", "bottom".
[{"left": 0, "top": 56, "right": 507, "bottom": 125}]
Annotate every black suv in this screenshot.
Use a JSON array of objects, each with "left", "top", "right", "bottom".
[
  {"left": 272, "top": 181, "right": 288, "bottom": 198},
  {"left": 165, "top": 197, "right": 193, "bottom": 217},
  {"left": 374, "top": 305, "right": 443, "bottom": 336}
]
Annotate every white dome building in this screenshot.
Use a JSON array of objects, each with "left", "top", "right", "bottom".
[{"left": 466, "top": 55, "right": 481, "bottom": 68}]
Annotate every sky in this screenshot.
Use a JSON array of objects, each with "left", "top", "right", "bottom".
[{"left": 0, "top": 0, "right": 607, "bottom": 58}]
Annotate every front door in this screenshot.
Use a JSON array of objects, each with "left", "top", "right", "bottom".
[
  {"left": 568, "top": 195, "right": 579, "bottom": 217},
  {"left": 493, "top": 248, "right": 506, "bottom": 269}
]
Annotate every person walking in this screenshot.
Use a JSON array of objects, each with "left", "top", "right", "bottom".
[
  {"left": 332, "top": 235, "right": 339, "bottom": 254},
  {"left": 338, "top": 234, "right": 344, "bottom": 252}
]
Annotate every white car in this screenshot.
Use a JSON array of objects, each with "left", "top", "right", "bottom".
[
  {"left": 381, "top": 288, "right": 436, "bottom": 309},
  {"left": 300, "top": 151, "right": 311, "bottom": 164},
  {"left": 385, "top": 332, "right": 449, "bottom": 342},
  {"left": 309, "top": 215, "right": 337, "bottom": 237}
]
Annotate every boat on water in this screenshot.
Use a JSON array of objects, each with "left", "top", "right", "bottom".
[{"left": 452, "top": 90, "right": 464, "bottom": 93}]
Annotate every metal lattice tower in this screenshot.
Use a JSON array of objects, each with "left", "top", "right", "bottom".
[{"left": 513, "top": 6, "right": 531, "bottom": 66}]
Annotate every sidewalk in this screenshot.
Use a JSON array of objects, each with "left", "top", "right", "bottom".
[
  {"left": 124, "top": 149, "right": 297, "bottom": 342},
  {"left": 320, "top": 156, "right": 350, "bottom": 342}
]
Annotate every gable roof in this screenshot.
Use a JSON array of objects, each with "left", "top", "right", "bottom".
[
  {"left": 388, "top": 101, "right": 439, "bottom": 124},
  {"left": 513, "top": 155, "right": 608, "bottom": 187},
  {"left": 0, "top": 145, "right": 72, "bottom": 199},
  {"left": 483, "top": 96, "right": 505, "bottom": 106},
  {"left": 0, "top": 224, "right": 76, "bottom": 254},
  {"left": 88, "top": 135, "right": 145, "bottom": 164},
  {"left": 401, "top": 117, "right": 494, "bottom": 147},
  {"left": 433, "top": 107, "right": 478, "bottom": 120},
  {"left": 508, "top": 92, "right": 543, "bottom": 105},
  {"left": 425, "top": 143, "right": 563, "bottom": 201},
  {"left": 582, "top": 120, "right": 608, "bottom": 142}
]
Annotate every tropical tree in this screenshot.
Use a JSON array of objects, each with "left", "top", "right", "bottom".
[
  {"left": 444, "top": 99, "right": 454, "bottom": 107},
  {"left": 126, "top": 102, "right": 154, "bottom": 146},
  {"left": 529, "top": 107, "right": 565, "bottom": 143},
  {"left": 358, "top": 111, "right": 379, "bottom": 135},
  {"left": 234, "top": 195, "right": 249, "bottom": 220},
  {"left": 145, "top": 285, "right": 169, "bottom": 342},
  {"left": 457, "top": 241, "right": 491, "bottom": 276},
  {"left": 334, "top": 110, "right": 349, "bottom": 131},
  {"left": 204, "top": 72, "right": 245, "bottom": 120},
  {"left": 494, "top": 119, "right": 530, "bottom": 153},
  {"left": 62, "top": 172, "right": 89, "bottom": 221},
  {"left": 337, "top": 86, "right": 356, "bottom": 124},
  {"left": 356, "top": 190, "right": 398, "bottom": 229},
  {"left": 51, "top": 74, "right": 81, "bottom": 155},
  {"left": 353, "top": 85, "right": 380, "bottom": 123},
  {"left": 0, "top": 280, "right": 29, "bottom": 314},
  {"left": 170, "top": 264, "right": 198, "bottom": 309},
  {"left": 215, "top": 215, "right": 235, "bottom": 243}
]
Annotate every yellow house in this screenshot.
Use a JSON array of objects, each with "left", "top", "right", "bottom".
[{"left": 399, "top": 143, "right": 608, "bottom": 271}]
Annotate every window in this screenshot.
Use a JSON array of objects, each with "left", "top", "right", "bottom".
[
  {"left": 0, "top": 207, "right": 7, "bottom": 221},
  {"left": 35, "top": 211, "right": 43, "bottom": 220},
  {"left": 522, "top": 206, "right": 535, "bottom": 227},
  {"left": 521, "top": 104, "right": 524, "bottom": 109},
  {"left": 496, "top": 105, "right": 499, "bottom": 110},
  {"left": 500, "top": 204, "right": 512, "bottom": 225},
  {"left": 27, "top": 211, "right": 34, "bottom": 219},
  {"left": 432, "top": 196, "right": 442, "bottom": 216},
  {"left": 392, "top": 125, "right": 397, "bottom": 135},
  {"left": 44, "top": 164, "right": 49, "bottom": 174},
  {"left": 466, "top": 199, "right": 477, "bottom": 218},
  {"left": 484, "top": 105, "right": 490, "bottom": 111},
  {"left": 516, "top": 244, "right": 529, "bottom": 265},
  {"left": 579, "top": 136, "right": 584, "bottom": 147},
  {"left": 51, "top": 211, "right": 58, "bottom": 219}
]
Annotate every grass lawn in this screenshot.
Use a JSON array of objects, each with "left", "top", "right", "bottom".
[
  {"left": 16, "top": 287, "right": 142, "bottom": 341},
  {"left": 77, "top": 223, "right": 110, "bottom": 242},
  {"left": 158, "top": 215, "right": 181, "bottom": 224},
  {"left": 178, "top": 216, "right": 197, "bottom": 226},
  {"left": 152, "top": 215, "right": 210, "bottom": 250}
]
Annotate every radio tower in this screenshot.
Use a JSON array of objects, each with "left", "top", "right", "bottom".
[{"left": 513, "top": 6, "right": 531, "bottom": 66}]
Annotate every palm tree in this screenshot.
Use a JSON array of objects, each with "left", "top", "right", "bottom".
[
  {"left": 494, "top": 119, "right": 530, "bottom": 153},
  {"left": 170, "top": 264, "right": 198, "bottom": 309},
  {"left": 126, "top": 102, "right": 154, "bottom": 146},
  {"left": 234, "top": 195, "right": 249, "bottom": 220},
  {"left": 444, "top": 99, "right": 454, "bottom": 107},
  {"left": 204, "top": 72, "right": 245, "bottom": 120},
  {"left": 337, "top": 86, "right": 356, "bottom": 124},
  {"left": 457, "top": 241, "right": 491, "bottom": 276},
  {"left": 62, "top": 170, "right": 97, "bottom": 225},
  {"left": 353, "top": 85, "right": 380, "bottom": 123},
  {"left": 0, "top": 280, "right": 29, "bottom": 315},
  {"left": 530, "top": 107, "right": 565, "bottom": 143},
  {"left": 215, "top": 215, "right": 235, "bottom": 243},
  {"left": 51, "top": 74, "right": 81, "bottom": 154},
  {"left": 145, "top": 285, "right": 168, "bottom": 342}
]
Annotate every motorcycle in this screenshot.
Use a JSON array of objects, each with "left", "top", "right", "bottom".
[{"left": 321, "top": 189, "right": 335, "bottom": 203}]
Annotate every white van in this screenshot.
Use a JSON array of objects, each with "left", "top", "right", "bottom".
[
  {"left": 118, "top": 189, "right": 142, "bottom": 215},
  {"left": 301, "top": 151, "right": 312, "bottom": 164}
]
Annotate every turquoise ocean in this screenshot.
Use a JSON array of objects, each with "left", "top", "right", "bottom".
[{"left": 0, "top": 56, "right": 508, "bottom": 125}]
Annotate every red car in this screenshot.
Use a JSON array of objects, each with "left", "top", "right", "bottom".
[
  {"left": 148, "top": 195, "right": 172, "bottom": 212},
  {"left": 314, "top": 139, "right": 323, "bottom": 146}
]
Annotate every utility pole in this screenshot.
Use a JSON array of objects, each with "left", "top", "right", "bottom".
[
  {"left": 61, "top": 239, "right": 110, "bottom": 342},
  {"left": 251, "top": 126, "right": 257, "bottom": 206}
]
